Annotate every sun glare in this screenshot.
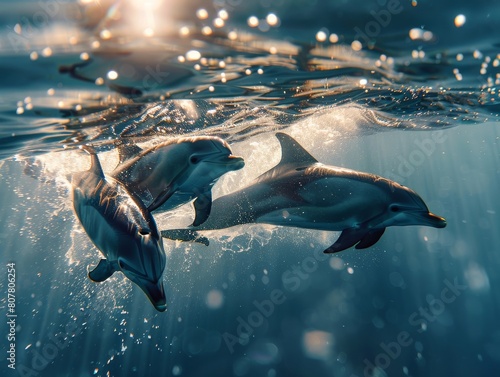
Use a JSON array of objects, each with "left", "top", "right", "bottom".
[{"left": 99, "top": 0, "right": 168, "bottom": 38}]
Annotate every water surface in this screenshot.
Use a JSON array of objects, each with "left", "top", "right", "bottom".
[{"left": 1, "top": 1, "right": 500, "bottom": 376}]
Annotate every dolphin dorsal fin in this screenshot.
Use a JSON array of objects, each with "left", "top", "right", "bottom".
[
  {"left": 81, "top": 146, "right": 105, "bottom": 178},
  {"left": 252, "top": 133, "right": 318, "bottom": 184},
  {"left": 275, "top": 133, "right": 318, "bottom": 166},
  {"left": 118, "top": 143, "right": 143, "bottom": 164}
]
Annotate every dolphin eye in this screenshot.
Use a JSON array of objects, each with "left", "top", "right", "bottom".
[
  {"left": 190, "top": 156, "right": 200, "bottom": 164},
  {"left": 390, "top": 205, "right": 401, "bottom": 213}
]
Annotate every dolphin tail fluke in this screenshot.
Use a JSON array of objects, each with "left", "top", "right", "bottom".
[
  {"left": 192, "top": 191, "right": 212, "bottom": 227},
  {"left": 161, "top": 229, "right": 210, "bottom": 246},
  {"left": 324, "top": 227, "right": 386, "bottom": 253},
  {"left": 88, "top": 259, "right": 117, "bottom": 282}
]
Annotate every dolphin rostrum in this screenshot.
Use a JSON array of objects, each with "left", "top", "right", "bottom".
[
  {"left": 161, "top": 133, "right": 446, "bottom": 253},
  {"left": 111, "top": 136, "right": 244, "bottom": 226},
  {"left": 72, "top": 147, "right": 167, "bottom": 311}
]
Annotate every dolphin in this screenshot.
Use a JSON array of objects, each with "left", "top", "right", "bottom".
[
  {"left": 111, "top": 136, "right": 244, "bottom": 226},
  {"left": 72, "top": 147, "right": 167, "bottom": 311},
  {"left": 161, "top": 133, "right": 446, "bottom": 253}
]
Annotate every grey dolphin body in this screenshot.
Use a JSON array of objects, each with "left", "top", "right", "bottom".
[
  {"left": 111, "top": 136, "right": 244, "bottom": 226},
  {"left": 72, "top": 147, "right": 167, "bottom": 311},
  {"left": 161, "top": 133, "right": 446, "bottom": 253}
]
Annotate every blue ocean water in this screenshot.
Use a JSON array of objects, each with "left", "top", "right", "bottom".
[{"left": 1, "top": 0, "right": 500, "bottom": 376}]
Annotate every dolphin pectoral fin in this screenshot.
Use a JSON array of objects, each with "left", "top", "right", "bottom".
[
  {"left": 324, "top": 228, "right": 367, "bottom": 253},
  {"left": 117, "top": 143, "right": 143, "bottom": 164},
  {"left": 324, "top": 228, "right": 386, "bottom": 253},
  {"left": 161, "top": 229, "right": 210, "bottom": 246},
  {"left": 88, "top": 259, "right": 117, "bottom": 282},
  {"left": 355, "top": 228, "right": 386, "bottom": 249},
  {"left": 192, "top": 191, "right": 212, "bottom": 227}
]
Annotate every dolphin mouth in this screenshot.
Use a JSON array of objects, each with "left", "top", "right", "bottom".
[
  {"left": 226, "top": 155, "right": 245, "bottom": 169},
  {"left": 140, "top": 280, "right": 167, "bottom": 312},
  {"left": 206, "top": 155, "right": 245, "bottom": 169},
  {"left": 412, "top": 211, "right": 447, "bottom": 228},
  {"left": 428, "top": 212, "right": 447, "bottom": 228},
  {"left": 154, "top": 302, "right": 167, "bottom": 312}
]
